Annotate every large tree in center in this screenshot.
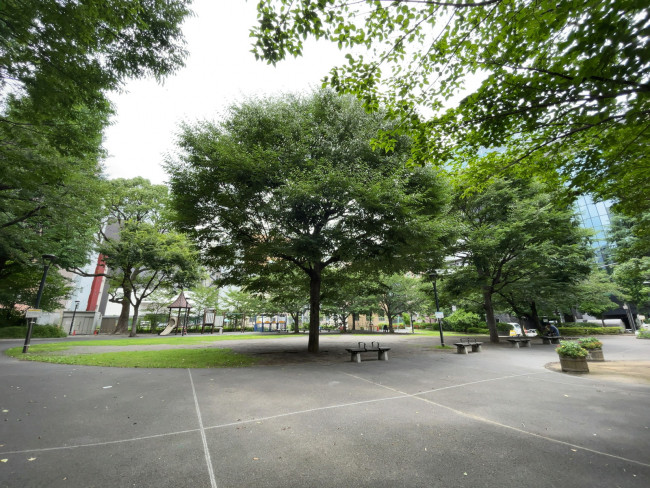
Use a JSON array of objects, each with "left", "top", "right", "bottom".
[{"left": 167, "top": 91, "right": 449, "bottom": 352}]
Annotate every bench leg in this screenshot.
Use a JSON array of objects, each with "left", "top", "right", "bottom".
[
  {"left": 472, "top": 345, "right": 482, "bottom": 352},
  {"left": 457, "top": 345, "right": 468, "bottom": 354},
  {"left": 351, "top": 352, "right": 361, "bottom": 363},
  {"left": 522, "top": 341, "right": 531, "bottom": 348},
  {"left": 512, "top": 341, "right": 520, "bottom": 348},
  {"left": 378, "top": 350, "right": 388, "bottom": 361}
]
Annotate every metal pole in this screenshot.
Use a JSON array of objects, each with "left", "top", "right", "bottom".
[
  {"left": 433, "top": 277, "right": 445, "bottom": 347},
  {"left": 23, "top": 254, "right": 56, "bottom": 353},
  {"left": 68, "top": 300, "right": 80, "bottom": 334}
]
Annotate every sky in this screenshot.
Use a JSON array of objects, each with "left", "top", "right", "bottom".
[{"left": 103, "top": 0, "right": 347, "bottom": 185}]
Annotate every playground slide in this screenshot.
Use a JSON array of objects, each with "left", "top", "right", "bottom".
[{"left": 159, "top": 317, "right": 178, "bottom": 336}]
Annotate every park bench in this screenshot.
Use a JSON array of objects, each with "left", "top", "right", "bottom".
[
  {"left": 454, "top": 338, "right": 483, "bottom": 354},
  {"left": 541, "top": 335, "right": 561, "bottom": 344},
  {"left": 345, "top": 341, "right": 391, "bottom": 363},
  {"left": 507, "top": 337, "right": 532, "bottom": 348}
]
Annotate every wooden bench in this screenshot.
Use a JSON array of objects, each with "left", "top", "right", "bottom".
[
  {"left": 345, "top": 342, "right": 391, "bottom": 363},
  {"left": 454, "top": 338, "right": 483, "bottom": 354},
  {"left": 507, "top": 337, "right": 532, "bottom": 348},
  {"left": 541, "top": 335, "right": 561, "bottom": 344}
]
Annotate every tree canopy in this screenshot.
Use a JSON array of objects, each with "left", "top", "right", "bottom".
[
  {"left": 0, "top": 0, "right": 192, "bottom": 314},
  {"left": 252, "top": 0, "right": 650, "bottom": 219},
  {"left": 444, "top": 177, "right": 593, "bottom": 342},
  {"left": 97, "top": 178, "right": 200, "bottom": 335},
  {"left": 167, "top": 90, "right": 450, "bottom": 352},
  {"left": 1, "top": 0, "right": 191, "bottom": 121}
]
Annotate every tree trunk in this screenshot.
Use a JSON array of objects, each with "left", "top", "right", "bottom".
[
  {"left": 114, "top": 287, "right": 131, "bottom": 334},
  {"left": 291, "top": 311, "right": 300, "bottom": 334},
  {"left": 308, "top": 270, "right": 321, "bottom": 353},
  {"left": 530, "top": 301, "right": 542, "bottom": 331},
  {"left": 130, "top": 305, "right": 140, "bottom": 337},
  {"left": 339, "top": 314, "right": 347, "bottom": 332},
  {"left": 388, "top": 314, "right": 394, "bottom": 333},
  {"left": 483, "top": 287, "right": 499, "bottom": 343}
]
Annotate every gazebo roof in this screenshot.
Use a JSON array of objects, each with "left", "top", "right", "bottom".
[{"left": 168, "top": 291, "right": 191, "bottom": 310}]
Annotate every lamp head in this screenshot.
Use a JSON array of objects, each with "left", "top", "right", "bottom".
[{"left": 42, "top": 254, "right": 57, "bottom": 264}]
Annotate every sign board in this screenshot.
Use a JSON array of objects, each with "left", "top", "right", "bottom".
[
  {"left": 25, "top": 309, "right": 42, "bottom": 318},
  {"left": 435, "top": 311, "right": 444, "bottom": 319}
]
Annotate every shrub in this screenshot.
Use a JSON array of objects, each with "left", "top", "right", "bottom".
[
  {"left": 556, "top": 341, "right": 588, "bottom": 358},
  {"left": 467, "top": 327, "right": 490, "bottom": 334},
  {"left": 557, "top": 326, "right": 621, "bottom": 336},
  {"left": 561, "top": 322, "right": 604, "bottom": 327},
  {"left": 0, "top": 325, "right": 67, "bottom": 339},
  {"left": 578, "top": 337, "right": 603, "bottom": 349},
  {"left": 445, "top": 309, "right": 484, "bottom": 333},
  {"left": 637, "top": 330, "right": 650, "bottom": 339}
]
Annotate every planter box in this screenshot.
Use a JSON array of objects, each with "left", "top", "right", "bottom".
[
  {"left": 586, "top": 348, "right": 604, "bottom": 362},
  {"left": 559, "top": 356, "right": 589, "bottom": 373}
]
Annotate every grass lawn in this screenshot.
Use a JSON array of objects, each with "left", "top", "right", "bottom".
[
  {"left": 5, "top": 344, "right": 258, "bottom": 368},
  {"left": 3, "top": 330, "right": 478, "bottom": 367},
  {"left": 3, "top": 334, "right": 286, "bottom": 368}
]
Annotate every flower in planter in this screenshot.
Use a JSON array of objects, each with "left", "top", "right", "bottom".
[
  {"left": 555, "top": 341, "right": 588, "bottom": 358},
  {"left": 578, "top": 337, "right": 603, "bottom": 350}
]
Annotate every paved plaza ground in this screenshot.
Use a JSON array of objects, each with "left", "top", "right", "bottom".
[{"left": 1, "top": 333, "right": 649, "bottom": 487}]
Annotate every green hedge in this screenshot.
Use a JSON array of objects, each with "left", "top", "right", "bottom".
[
  {"left": 637, "top": 330, "right": 650, "bottom": 339},
  {"left": 557, "top": 326, "right": 622, "bottom": 336},
  {"left": 467, "top": 327, "right": 490, "bottom": 334},
  {"left": 0, "top": 325, "right": 67, "bottom": 339}
]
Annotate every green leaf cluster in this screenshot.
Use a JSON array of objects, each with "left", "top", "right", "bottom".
[
  {"left": 252, "top": 0, "right": 650, "bottom": 224},
  {"left": 578, "top": 337, "right": 603, "bottom": 350}
]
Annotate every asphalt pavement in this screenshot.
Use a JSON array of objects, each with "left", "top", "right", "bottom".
[{"left": 1, "top": 333, "right": 649, "bottom": 488}]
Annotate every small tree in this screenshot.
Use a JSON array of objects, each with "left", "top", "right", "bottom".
[
  {"left": 222, "top": 289, "right": 265, "bottom": 332},
  {"left": 376, "top": 274, "right": 423, "bottom": 333},
  {"left": 101, "top": 222, "right": 200, "bottom": 336},
  {"left": 96, "top": 178, "right": 200, "bottom": 335}
]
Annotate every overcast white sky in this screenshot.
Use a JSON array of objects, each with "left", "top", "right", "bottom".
[{"left": 103, "top": 0, "right": 347, "bottom": 185}]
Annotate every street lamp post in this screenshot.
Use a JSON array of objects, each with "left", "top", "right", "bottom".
[
  {"left": 429, "top": 271, "right": 445, "bottom": 347},
  {"left": 68, "top": 300, "right": 80, "bottom": 335},
  {"left": 23, "top": 254, "right": 57, "bottom": 353}
]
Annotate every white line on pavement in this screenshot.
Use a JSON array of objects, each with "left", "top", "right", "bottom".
[
  {"left": 189, "top": 368, "right": 218, "bottom": 488},
  {"left": 346, "top": 372, "right": 650, "bottom": 469}
]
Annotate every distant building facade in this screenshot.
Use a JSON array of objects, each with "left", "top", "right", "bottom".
[{"left": 575, "top": 194, "right": 612, "bottom": 265}]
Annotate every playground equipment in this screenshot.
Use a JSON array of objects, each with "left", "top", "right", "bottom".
[
  {"left": 200, "top": 309, "right": 224, "bottom": 335},
  {"left": 159, "top": 316, "right": 178, "bottom": 336},
  {"left": 160, "top": 291, "right": 191, "bottom": 336},
  {"left": 255, "top": 314, "right": 288, "bottom": 332}
]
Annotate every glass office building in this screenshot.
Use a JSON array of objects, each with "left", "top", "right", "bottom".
[{"left": 575, "top": 195, "right": 612, "bottom": 264}]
